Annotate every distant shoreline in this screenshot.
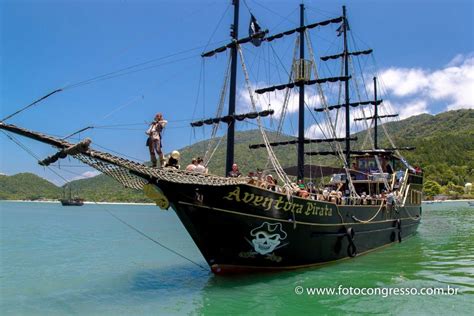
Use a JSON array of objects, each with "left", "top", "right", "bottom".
[
  {"left": 0, "top": 200, "right": 155, "bottom": 206},
  {"left": 423, "top": 199, "right": 473, "bottom": 203},
  {"left": 1, "top": 199, "right": 472, "bottom": 205}
]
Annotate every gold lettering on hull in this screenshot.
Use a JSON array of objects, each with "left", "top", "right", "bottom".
[{"left": 223, "top": 186, "right": 333, "bottom": 217}]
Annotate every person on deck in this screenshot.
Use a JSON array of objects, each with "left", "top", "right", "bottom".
[
  {"left": 228, "top": 163, "right": 242, "bottom": 177},
  {"left": 265, "top": 174, "right": 276, "bottom": 191},
  {"left": 165, "top": 150, "right": 180, "bottom": 169},
  {"left": 146, "top": 113, "right": 168, "bottom": 167},
  {"left": 194, "top": 157, "right": 207, "bottom": 173},
  {"left": 185, "top": 158, "right": 197, "bottom": 171}
]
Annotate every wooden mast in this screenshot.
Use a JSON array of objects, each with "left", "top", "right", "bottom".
[
  {"left": 297, "top": 3, "right": 305, "bottom": 181},
  {"left": 373, "top": 76, "right": 378, "bottom": 149},
  {"left": 342, "top": 5, "right": 351, "bottom": 192},
  {"left": 226, "top": 0, "right": 240, "bottom": 176}
]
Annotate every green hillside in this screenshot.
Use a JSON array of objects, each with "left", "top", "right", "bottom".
[
  {"left": 73, "top": 109, "right": 472, "bottom": 200},
  {"left": 0, "top": 173, "right": 61, "bottom": 200},
  {"left": 1, "top": 109, "right": 472, "bottom": 201},
  {"left": 68, "top": 174, "right": 150, "bottom": 203},
  {"left": 378, "top": 109, "right": 474, "bottom": 188}
]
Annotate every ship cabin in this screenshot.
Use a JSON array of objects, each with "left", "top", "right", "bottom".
[{"left": 330, "top": 154, "right": 408, "bottom": 203}]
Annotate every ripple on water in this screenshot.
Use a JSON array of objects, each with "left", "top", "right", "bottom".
[{"left": 1, "top": 201, "right": 474, "bottom": 314}]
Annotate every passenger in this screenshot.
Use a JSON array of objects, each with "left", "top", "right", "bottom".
[
  {"left": 336, "top": 191, "right": 343, "bottom": 204},
  {"left": 340, "top": 195, "right": 347, "bottom": 205},
  {"left": 366, "top": 194, "right": 373, "bottom": 205},
  {"left": 297, "top": 182, "right": 309, "bottom": 198},
  {"left": 164, "top": 150, "right": 180, "bottom": 169},
  {"left": 247, "top": 172, "right": 257, "bottom": 185},
  {"left": 322, "top": 189, "right": 329, "bottom": 201},
  {"left": 387, "top": 191, "right": 395, "bottom": 206},
  {"left": 146, "top": 113, "right": 168, "bottom": 167},
  {"left": 265, "top": 174, "right": 276, "bottom": 191},
  {"left": 185, "top": 158, "right": 197, "bottom": 171},
  {"left": 254, "top": 169, "right": 265, "bottom": 187},
  {"left": 228, "top": 163, "right": 242, "bottom": 177},
  {"left": 194, "top": 157, "right": 207, "bottom": 173}
]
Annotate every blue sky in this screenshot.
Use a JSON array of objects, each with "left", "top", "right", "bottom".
[{"left": 1, "top": 0, "right": 473, "bottom": 184}]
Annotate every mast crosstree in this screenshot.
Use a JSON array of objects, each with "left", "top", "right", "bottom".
[
  {"left": 195, "top": 2, "right": 402, "bottom": 197},
  {"left": 199, "top": 0, "right": 270, "bottom": 176}
]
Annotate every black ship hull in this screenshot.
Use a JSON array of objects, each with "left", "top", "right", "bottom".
[{"left": 156, "top": 182, "right": 421, "bottom": 274}]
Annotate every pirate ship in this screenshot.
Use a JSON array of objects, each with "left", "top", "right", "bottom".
[
  {"left": 0, "top": 1, "right": 422, "bottom": 274},
  {"left": 59, "top": 184, "right": 84, "bottom": 206}
]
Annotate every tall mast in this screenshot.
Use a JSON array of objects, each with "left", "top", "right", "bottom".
[
  {"left": 343, "top": 5, "right": 350, "bottom": 166},
  {"left": 297, "top": 4, "right": 305, "bottom": 181},
  {"left": 226, "top": 0, "right": 240, "bottom": 176},
  {"left": 198, "top": 0, "right": 271, "bottom": 175},
  {"left": 373, "top": 76, "right": 378, "bottom": 149}
]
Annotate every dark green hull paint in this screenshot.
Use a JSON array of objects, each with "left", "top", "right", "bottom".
[{"left": 159, "top": 182, "right": 421, "bottom": 274}]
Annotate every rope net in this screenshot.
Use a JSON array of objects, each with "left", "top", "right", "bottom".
[
  {"left": 0, "top": 122, "right": 248, "bottom": 190},
  {"left": 75, "top": 150, "right": 247, "bottom": 190}
]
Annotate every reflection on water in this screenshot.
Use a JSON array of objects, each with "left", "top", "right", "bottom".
[
  {"left": 1, "top": 201, "right": 473, "bottom": 314},
  {"left": 197, "top": 202, "right": 474, "bottom": 314},
  {"left": 416, "top": 206, "right": 474, "bottom": 293}
]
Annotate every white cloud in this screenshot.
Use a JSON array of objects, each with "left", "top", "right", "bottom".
[
  {"left": 238, "top": 84, "right": 322, "bottom": 119},
  {"left": 381, "top": 68, "right": 429, "bottom": 97},
  {"left": 397, "top": 100, "right": 429, "bottom": 119},
  {"left": 446, "top": 53, "right": 474, "bottom": 67},
  {"left": 71, "top": 170, "right": 101, "bottom": 181},
  {"left": 379, "top": 54, "right": 474, "bottom": 112},
  {"left": 82, "top": 171, "right": 101, "bottom": 178},
  {"left": 305, "top": 121, "right": 344, "bottom": 139},
  {"left": 238, "top": 53, "right": 473, "bottom": 126}
]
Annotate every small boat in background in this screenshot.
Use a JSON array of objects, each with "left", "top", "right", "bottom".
[
  {"left": 468, "top": 201, "right": 474, "bottom": 207},
  {"left": 59, "top": 185, "right": 84, "bottom": 206}
]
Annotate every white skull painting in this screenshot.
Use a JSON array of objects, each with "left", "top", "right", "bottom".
[{"left": 250, "top": 222, "right": 287, "bottom": 255}]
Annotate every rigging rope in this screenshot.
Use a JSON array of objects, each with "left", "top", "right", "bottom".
[
  {"left": 276, "top": 37, "right": 299, "bottom": 135},
  {"left": 368, "top": 54, "right": 412, "bottom": 169},
  {"left": 348, "top": 56, "right": 389, "bottom": 190},
  {"left": 237, "top": 45, "right": 293, "bottom": 190},
  {"left": 0, "top": 130, "right": 70, "bottom": 184},
  {"left": 1, "top": 89, "right": 63, "bottom": 122},
  {"left": 306, "top": 31, "right": 358, "bottom": 197},
  {"left": 100, "top": 204, "right": 208, "bottom": 271},
  {"left": 203, "top": 53, "right": 232, "bottom": 166},
  {"left": 351, "top": 200, "right": 386, "bottom": 223}
]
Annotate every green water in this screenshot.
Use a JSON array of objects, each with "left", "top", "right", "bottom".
[{"left": 0, "top": 201, "right": 473, "bottom": 315}]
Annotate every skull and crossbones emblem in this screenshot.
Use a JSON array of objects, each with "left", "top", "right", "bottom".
[{"left": 250, "top": 222, "right": 288, "bottom": 255}]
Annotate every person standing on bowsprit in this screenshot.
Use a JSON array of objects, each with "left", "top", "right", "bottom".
[{"left": 146, "top": 113, "right": 168, "bottom": 167}]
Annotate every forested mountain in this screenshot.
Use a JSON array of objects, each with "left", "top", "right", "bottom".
[
  {"left": 1, "top": 109, "right": 472, "bottom": 201},
  {"left": 0, "top": 173, "right": 61, "bottom": 200}
]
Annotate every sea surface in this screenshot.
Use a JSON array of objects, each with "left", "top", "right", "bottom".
[{"left": 0, "top": 201, "right": 473, "bottom": 315}]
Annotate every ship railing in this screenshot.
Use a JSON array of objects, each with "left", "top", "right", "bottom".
[
  {"left": 398, "top": 169, "right": 411, "bottom": 206},
  {"left": 401, "top": 184, "right": 411, "bottom": 206},
  {"left": 245, "top": 177, "right": 390, "bottom": 206},
  {"left": 390, "top": 173, "right": 395, "bottom": 191}
]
